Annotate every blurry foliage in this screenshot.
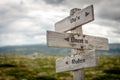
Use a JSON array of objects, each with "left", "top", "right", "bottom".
[{"left": 0, "top": 55, "right": 120, "bottom": 80}]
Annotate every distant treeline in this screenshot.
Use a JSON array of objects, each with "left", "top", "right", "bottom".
[{"left": 0, "top": 44, "right": 120, "bottom": 56}]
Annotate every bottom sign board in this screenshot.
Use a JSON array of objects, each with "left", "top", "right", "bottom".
[{"left": 56, "top": 49, "right": 98, "bottom": 73}]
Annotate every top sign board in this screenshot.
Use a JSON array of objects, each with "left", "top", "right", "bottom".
[{"left": 55, "top": 5, "right": 94, "bottom": 32}]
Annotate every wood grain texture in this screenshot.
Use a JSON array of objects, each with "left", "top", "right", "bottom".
[
  {"left": 56, "top": 49, "right": 98, "bottom": 73},
  {"left": 47, "top": 31, "right": 109, "bottom": 50},
  {"left": 55, "top": 5, "right": 94, "bottom": 32},
  {"left": 72, "top": 69, "right": 84, "bottom": 80}
]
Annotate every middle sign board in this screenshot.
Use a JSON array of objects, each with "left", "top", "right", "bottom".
[{"left": 47, "top": 31, "right": 109, "bottom": 50}]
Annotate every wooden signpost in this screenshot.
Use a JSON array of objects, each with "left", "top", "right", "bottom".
[{"left": 46, "top": 5, "right": 109, "bottom": 80}]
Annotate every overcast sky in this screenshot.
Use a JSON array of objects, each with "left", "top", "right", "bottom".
[{"left": 0, "top": 0, "right": 120, "bottom": 46}]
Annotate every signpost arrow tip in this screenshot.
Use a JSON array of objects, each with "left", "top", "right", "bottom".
[{"left": 85, "top": 12, "right": 89, "bottom": 17}]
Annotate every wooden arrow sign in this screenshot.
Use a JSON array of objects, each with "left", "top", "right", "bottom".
[
  {"left": 56, "top": 49, "right": 98, "bottom": 73},
  {"left": 47, "top": 31, "right": 109, "bottom": 50},
  {"left": 55, "top": 5, "right": 94, "bottom": 32}
]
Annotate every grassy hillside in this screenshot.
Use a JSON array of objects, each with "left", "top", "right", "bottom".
[{"left": 0, "top": 55, "right": 120, "bottom": 80}]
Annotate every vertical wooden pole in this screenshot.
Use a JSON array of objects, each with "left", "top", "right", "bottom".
[
  {"left": 70, "top": 8, "right": 85, "bottom": 80},
  {"left": 71, "top": 27, "right": 85, "bottom": 80},
  {"left": 72, "top": 69, "right": 84, "bottom": 80}
]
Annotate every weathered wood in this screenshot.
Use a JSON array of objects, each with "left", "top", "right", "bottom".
[
  {"left": 72, "top": 53, "right": 85, "bottom": 80},
  {"left": 56, "top": 49, "right": 98, "bottom": 73},
  {"left": 46, "top": 4, "right": 109, "bottom": 80},
  {"left": 73, "top": 69, "right": 84, "bottom": 80},
  {"left": 55, "top": 5, "right": 94, "bottom": 32},
  {"left": 47, "top": 31, "right": 109, "bottom": 50},
  {"left": 71, "top": 26, "right": 85, "bottom": 80}
]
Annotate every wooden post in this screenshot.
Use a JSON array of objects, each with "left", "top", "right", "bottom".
[
  {"left": 71, "top": 27, "right": 85, "bottom": 80},
  {"left": 70, "top": 8, "right": 85, "bottom": 80},
  {"left": 72, "top": 69, "right": 84, "bottom": 80}
]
